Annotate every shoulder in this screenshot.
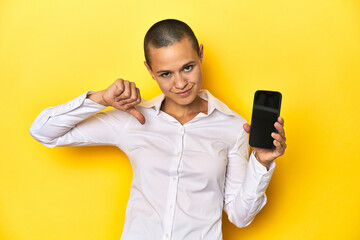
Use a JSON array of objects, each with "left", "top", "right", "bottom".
[
  {"left": 205, "top": 89, "right": 248, "bottom": 127},
  {"left": 220, "top": 109, "right": 248, "bottom": 139},
  {"left": 203, "top": 90, "right": 248, "bottom": 146},
  {"left": 229, "top": 110, "right": 248, "bottom": 126}
]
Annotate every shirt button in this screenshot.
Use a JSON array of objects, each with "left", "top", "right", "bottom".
[
  {"left": 176, "top": 152, "right": 181, "bottom": 157},
  {"left": 166, "top": 233, "right": 169, "bottom": 238},
  {"left": 173, "top": 177, "right": 177, "bottom": 181},
  {"left": 170, "top": 204, "right": 173, "bottom": 208}
]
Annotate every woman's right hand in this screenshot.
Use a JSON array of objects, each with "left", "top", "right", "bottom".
[{"left": 89, "top": 78, "right": 145, "bottom": 125}]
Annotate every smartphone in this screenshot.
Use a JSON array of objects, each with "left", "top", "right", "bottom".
[{"left": 249, "top": 90, "right": 282, "bottom": 149}]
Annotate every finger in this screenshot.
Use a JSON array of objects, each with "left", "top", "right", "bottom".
[
  {"left": 113, "top": 78, "right": 125, "bottom": 96},
  {"left": 136, "top": 88, "right": 142, "bottom": 103},
  {"left": 122, "top": 82, "right": 138, "bottom": 105},
  {"left": 278, "top": 116, "right": 284, "bottom": 126},
  {"left": 124, "top": 96, "right": 142, "bottom": 110},
  {"left": 273, "top": 134, "right": 287, "bottom": 150},
  {"left": 126, "top": 88, "right": 142, "bottom": 109},
  {"left": 273, "top": 140, "right": 285, "bottom": 156},
  {"left": 274, "top": 121, "right": 286, "bottom": 140},
  {"left": 127, "top": 107, "right": 146, "bottom": 125},
  {"left": 115, "top": 80, "right": 131, "bottom": 101},
  {"left": 243, "top": 123, "right": 250, "bottom": 134},
  {"left": 271, "top": 132, "right": 285, "bottom": 144},
  {"left": 112, "top": 100, "right": 127, "bottom": 111}
]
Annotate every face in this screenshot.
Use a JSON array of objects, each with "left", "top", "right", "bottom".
[{"left": 144, "top": 37, "right": 204, "bottom": 108}]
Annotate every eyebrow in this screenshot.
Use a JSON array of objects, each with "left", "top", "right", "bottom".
[{"left": 156, "top": 61, "right": 196, "bottom": 74}]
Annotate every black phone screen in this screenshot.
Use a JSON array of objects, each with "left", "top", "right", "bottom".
[{"left": 249, "top": 90, "right": 282, "bottom": 149}]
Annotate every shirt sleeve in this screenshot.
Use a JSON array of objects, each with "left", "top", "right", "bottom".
[
  {"left": 223, "top": 128, "right": 276, "bottom": 228},
  {"left": 29, "top": 91, "right": 132, "bottom": 149}
]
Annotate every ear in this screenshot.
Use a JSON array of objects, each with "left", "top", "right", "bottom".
[
  {"left": 144, "top": 61, "right": 155, "bottom": 80},
  {"left": 199, "top": 44, "right": 204, "bottom": 63}
]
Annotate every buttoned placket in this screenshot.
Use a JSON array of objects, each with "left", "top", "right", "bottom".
[{"left": 162, "top": 123, "right": 185, "bottom": 240}]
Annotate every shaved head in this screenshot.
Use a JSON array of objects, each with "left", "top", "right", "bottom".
[{"left": 144, "top": 19, "right": 200, "bottom": 68}]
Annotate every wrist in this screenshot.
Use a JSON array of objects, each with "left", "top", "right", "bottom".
[
  {"left": 254, "top": 151, "right": 272, "bottom": 170},
  {"left": 88, "top": 90, "right": 108, "bottom": 106}
]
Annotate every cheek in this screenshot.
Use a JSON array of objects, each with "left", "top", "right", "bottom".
[
  {"left": 191, "top": 68, "right": 203, "bottom": 83},
  {"left": 156, "top": 80, "right": 173, "bottom": 92}
]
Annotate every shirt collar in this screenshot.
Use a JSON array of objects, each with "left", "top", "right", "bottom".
[{"left": 138, "top": 89, "right": 234, "bottom": 116}]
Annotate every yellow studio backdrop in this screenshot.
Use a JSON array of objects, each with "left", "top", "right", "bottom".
[{"left": 0, "top": 0, "right": 359, "bottom": 239}]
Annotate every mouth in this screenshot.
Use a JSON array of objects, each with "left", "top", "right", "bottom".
[{"left": 175, "top": 86, "right": 193, "bottom": 96}]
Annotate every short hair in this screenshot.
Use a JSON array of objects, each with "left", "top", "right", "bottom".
[{"left": 144, "top": 19, "right": 200, "bottom": 68}]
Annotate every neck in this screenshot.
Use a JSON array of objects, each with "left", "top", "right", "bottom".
[{"left": 161, "top": 95, "right": 208, "bottom": 119}]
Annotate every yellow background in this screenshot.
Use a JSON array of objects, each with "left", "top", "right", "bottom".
[{"left": 1, "top": 0, "right": 359, "bottom": 239}]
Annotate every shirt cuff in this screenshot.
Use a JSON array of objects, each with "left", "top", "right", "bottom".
[
  {"left": 242, "top": 150, "right": 276, "bottom": 197},
  {"left": 52, "top": 91, "right": 107, "bottom": 116}
]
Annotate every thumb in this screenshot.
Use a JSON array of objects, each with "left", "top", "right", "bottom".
[
  {"left": 243, "top": 123, "right": 250, "bottom": 134},
  {"left": 127, "top": 107, "right": 146, "bottom": 125}
]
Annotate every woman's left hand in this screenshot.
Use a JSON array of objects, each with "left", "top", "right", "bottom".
[{"left": 243, "top": 116, "right": 287, "bottom": 169}]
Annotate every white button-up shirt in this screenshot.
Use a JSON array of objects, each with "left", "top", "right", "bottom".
[{"left": 29, "top": 89, "right": 275, "bottom": 240}]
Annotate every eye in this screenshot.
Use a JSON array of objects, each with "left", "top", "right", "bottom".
[
  {"left": 184, "top": 65, "right": 193, "bottom": 72},
  {"left": 160, "top": 72, "right": 171, "bottom": 78}
]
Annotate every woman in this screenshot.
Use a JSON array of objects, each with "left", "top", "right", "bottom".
[{"left": 30, "top": 19, "right": 286, "bottom": 240}]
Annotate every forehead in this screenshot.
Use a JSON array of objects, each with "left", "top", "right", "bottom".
[{"left": 148, "top": 38, "right": 198, "bottom": 70}]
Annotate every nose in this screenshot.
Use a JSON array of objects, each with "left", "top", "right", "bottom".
[{"left": 174, "top": 73, "right": 188, "bottom": 89}]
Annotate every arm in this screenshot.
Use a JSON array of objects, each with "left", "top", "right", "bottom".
[
  {"left": 223, "top": 128, "right": 275, "bottom": 228},
  {"left": 29, "top": 91, "right": 120, "bottom": 147},
  {"left": 29, "top": 78, "right": 144, "bottom": 148}
]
